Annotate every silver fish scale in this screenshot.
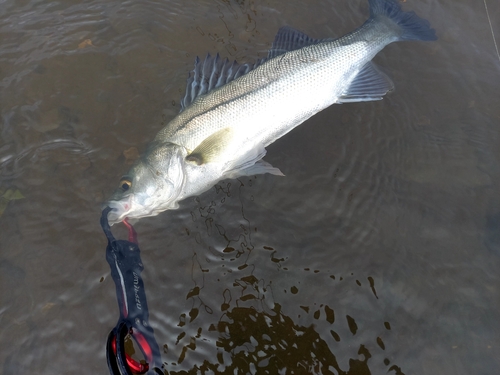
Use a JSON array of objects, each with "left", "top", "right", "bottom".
[
  {"left": 155, "top": 19, "right": 396, "bottom": 155},
  {"left": 106, "top": 0, "right": 437, "bottom": 224}
]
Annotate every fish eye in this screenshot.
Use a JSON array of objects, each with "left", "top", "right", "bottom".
[{"left": 119, "top": 178, "right": 132, "bottom": 191}]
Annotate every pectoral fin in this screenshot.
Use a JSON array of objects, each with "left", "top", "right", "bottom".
[
  {"left": 186, "top": 132, "right": 284, "bottom": 178},
  {"left": 186, "top": 128, "right": 235, "bottom": 165}
]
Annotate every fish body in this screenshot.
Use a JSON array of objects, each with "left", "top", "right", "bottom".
[{"left": 107, "top": 0, "right": 436, "bottom": 224}]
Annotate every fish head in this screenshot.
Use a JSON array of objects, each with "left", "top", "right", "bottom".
[{"left": 106, "top": 142, "right": 186, "bottom": 225}]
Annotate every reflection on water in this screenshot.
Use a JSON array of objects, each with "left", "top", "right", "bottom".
[
  {"left": 150, "top": 179, "right": 406, "bottom": 374},
  {"left": 174, "top": 304, "right": 383, "bottom": 374},
  {"left": 1, "top": 0, "right": 500, "bottom": 374},
  {"left": 168, "top": 272, "right": 400, "bottom": 374}
]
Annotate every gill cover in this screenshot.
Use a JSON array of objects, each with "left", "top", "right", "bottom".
[{"left": 107, "top": 142, "right": 186, "bottom": 224}]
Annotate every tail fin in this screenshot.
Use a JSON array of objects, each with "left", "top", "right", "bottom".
[{"left": 369, "top": 0, "right": 437, "bottom": 41}]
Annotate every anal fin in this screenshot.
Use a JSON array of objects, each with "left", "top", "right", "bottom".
[{"left": 338, "top": 62, "right": 394, "bottom": 103}]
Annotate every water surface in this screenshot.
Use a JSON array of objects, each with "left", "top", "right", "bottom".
[{"left": 1, "top": 0, "right": 499, "bottom": 374}]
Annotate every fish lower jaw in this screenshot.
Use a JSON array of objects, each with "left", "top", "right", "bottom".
[
  {"left": 106, "top": 209, "right": 127, "bottom": 226},
  {"left": 107, "top": 198, "right": 133, "bottom": 225},
  {"left": 106, "top": 200, "right": 177, "bottom": 225}
]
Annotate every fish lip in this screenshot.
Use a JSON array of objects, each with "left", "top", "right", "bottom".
[{"left": 107, "top": 195, "right": 133, "bottom": 225}]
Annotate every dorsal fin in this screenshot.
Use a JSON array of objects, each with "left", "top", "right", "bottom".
[
  {"left": 267, "top": 26, "right": 333, "bottom": 59},
  {"left": 180, "top": 53, "right": 265, "bottom": 111},
  {"left": 180, "top": 27, "right": 332, "bottom": 111}
]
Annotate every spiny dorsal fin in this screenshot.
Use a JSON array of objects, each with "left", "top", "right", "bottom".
[
  {"left": 267, "top": 26, "right": 334, "bottom": 59},
  {"left": 180, "top": 53, "right": 266, "bottom": 112},
  {"left": 179, "top": 27, "right": 334, "bottom": 110},
  {"left": 338, "top": 62, "right": 394, "bottom": 103}
]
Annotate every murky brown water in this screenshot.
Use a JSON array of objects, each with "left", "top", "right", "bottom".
[{"left": 1, "top": 0, "right": 500, "bottom": 374}]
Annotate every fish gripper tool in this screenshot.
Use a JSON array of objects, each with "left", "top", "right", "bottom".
[{"left": 101, "top": 207, "right": 163, "bottom": 375}]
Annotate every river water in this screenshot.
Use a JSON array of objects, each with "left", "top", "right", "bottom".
[{"left": 1, "top": 0, "right": 499, "bottom": 374}]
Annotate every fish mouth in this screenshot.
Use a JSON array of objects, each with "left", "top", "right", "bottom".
[{"left": 106, "top": 195, "right": 133, "bottom": 225}]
